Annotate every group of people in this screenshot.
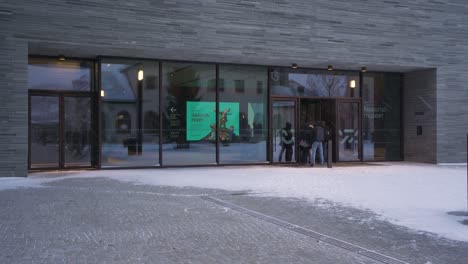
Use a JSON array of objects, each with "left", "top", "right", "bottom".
[{"left": 278, "top": 120, "right": 329, "bottom": 166}]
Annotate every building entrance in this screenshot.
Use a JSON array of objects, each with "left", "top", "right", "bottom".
[
  {"left": 271, "top": 97, "right": 361, "bottom": 164},
  {"left": 29, "top": 91, "right": 96, "bottom": 169}
]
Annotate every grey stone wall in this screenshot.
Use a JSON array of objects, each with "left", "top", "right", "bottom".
[
  {"left": 1, "top": 0, "right": 468, "bottom": 176},
  {"left": 0, "top": 9, "right": 28, "bottom": 177},
  {"left": 437, "top": 65, "right": 468, "bottom": 163},
  {"left": 403, "top": 69, "right": 437, "bottom": 163}
]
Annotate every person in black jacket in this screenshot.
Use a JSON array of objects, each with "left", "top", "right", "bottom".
[
  {"left": 310, "top": 121, "right": 325, "bottom": 166},
  {"left": 278, "top": 122, "right": 294, "bottom": 162}
]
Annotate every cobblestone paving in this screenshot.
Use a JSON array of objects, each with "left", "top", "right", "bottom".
[
  {"left": 0, "top": 178, "right": 381, "bottom": 264},
  {"left": 219, "top": 194, "right": 468, "bottom": 264}
]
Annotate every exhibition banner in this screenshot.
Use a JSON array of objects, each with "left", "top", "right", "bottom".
[{"left": 186, "top": 101, "right": 239, "bottom": 141}]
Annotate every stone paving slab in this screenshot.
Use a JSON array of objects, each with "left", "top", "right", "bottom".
[
  {"left": 0, "top": 177, "right": 380, "bottom": 264},
  {"left": 217, "top": 194, "right": 468, "bottom": 264}
]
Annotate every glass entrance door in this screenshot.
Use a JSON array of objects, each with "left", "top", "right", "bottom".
[
  {"left": 63, "top": 96, "right": 92, "bottom": 167},
  {"left": 29, "top": 93, "right": 94, "bottom": 169},
  {"left": 300, "top": 99, "right": 336, "bottom": 163},
  {"left": 336, "top": 101, "right": 361, "bottom": 161},
  {"left": 271, "top": 99, "right": 297, "bottom": 163},
  {"left": 30, "top": 95, "right": 60, "bottom": 169}
]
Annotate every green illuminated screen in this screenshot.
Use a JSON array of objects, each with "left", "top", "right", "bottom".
[{"left": 186, "top": 101, "right": 239, "bottom": 141}]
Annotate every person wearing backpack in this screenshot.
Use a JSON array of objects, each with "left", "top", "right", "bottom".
[
  {"left": 310, "top": 121, "right": 324, "bottom": 166},
  {"left": 278, "top": 122, "right": 294, "bottom": 162}
]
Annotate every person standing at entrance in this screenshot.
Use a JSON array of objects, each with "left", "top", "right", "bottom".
[
  {"left": 322, "top": 121, "right": 330, "bottom": 162},
  {"left": 310, "top": 121, "right": 324, "bottom": 166},
  {"left": 278, "top": 122, "right": 294, "bottom": 162}
]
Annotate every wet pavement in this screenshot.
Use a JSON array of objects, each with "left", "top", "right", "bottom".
[{"left": 0, "top": 177, "right": 467, "bottom": 264}]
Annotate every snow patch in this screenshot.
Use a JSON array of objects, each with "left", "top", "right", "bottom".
[{"left": 19, "top": 163, "right": 468, "bottom": 242}]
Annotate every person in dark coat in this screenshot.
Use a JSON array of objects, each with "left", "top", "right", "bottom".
[
  {"left": 310, "top": 121, "right": 325, "bottom": 166},
  {"left": 278, "top": 122, "right": 294, "bottom": 162}
]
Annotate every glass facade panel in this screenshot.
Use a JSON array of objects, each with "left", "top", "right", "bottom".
[
  {"left": 218, "top": 65, "right": 268, "bottom": 163},
  {"left": 28, "top": 58, "right": 92, "bottom": 91},
  {"left": 272, "top": 100, "right": 296, "bottom": 163},
  {"left": 64, "top": 96, "right": 92, "bottom": 167},
  {"left": 30, "top": 96, "right": 60, "bottom": 168},
  {"left": 162, "top": 62, "right": 216, "bottom": 165},
  {"left": 362, "top": 73, "right": 401, "bottom": 161},
  {"left": 337, "top": 102, "right": 360, "bottom": 161},
  {"left": 101, "top": 60, "right": 159, "bottom": 167},
  {"left": 271, "top": 68, "right": 359, "bottom": 98}
]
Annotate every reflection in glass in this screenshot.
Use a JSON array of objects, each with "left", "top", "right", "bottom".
[
  {"left": 218, "top": 65, "right": 268, "bottom": 163},
  {"left": 30, "top": 96, "right": 59, "bottom": 168},
  {"left": 64, "top": 97, "right": 92, "bottom": 167},
  {"left": 162, "top": 62, "right": 216, "bottom": 166},
  {"left": 362, "top": 73, "right": 401, "bottom": 161},
  {"left": 28, "top": 58, "right": 91, "bottom": 91},
  {"left": 337, "top": 102, "right": 360, "bottom": 161},
  {"left": 101, "top": 60, "right": 159, "bottom": 167},
  {"left": 271, "top": 68, "right": 359, "bottom": 98},
  {"left": 272, "top": 100, "right": 296, "bottom": 163}
]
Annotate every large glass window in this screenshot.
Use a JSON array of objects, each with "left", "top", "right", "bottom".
[
  {"left": 162, "top": 62, "right": 216, "bottom": 166},
  {"left": 30, "top": 96, "right": 60, "bottom": 168},
  {"left": 362, "top": 73, "right": 401, "bottom": 161},
  {"left": 337, "top": 102, "right": 360, "bottom": 161},
  {"left": 28, "top": 57, "right": 92, "bottom": 91},
  {"left": 64, "top": 96, "right": 92, "bottom": 167},
  {"left": 219, "top": 65, "right": 268, "bottom": 163},
  {"left": 271, "top": 68, "right": 359, "bottom": 98},
  {"left": 101, "top": 59, "right": 159, "bottom": 167}
]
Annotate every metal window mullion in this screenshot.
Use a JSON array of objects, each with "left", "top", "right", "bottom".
[
  {"left": 159, "top": 61, "right": 163, "bottom": 167},
  {"left": 267, "top": 67, "right": 272, "bottom": 163},
  {"left": 215, "top": 64, "right": 220, "bottom": 164},
  {"left": 28, "top": 93, "right": 31, "bottom": 170},
  {"left": 97, "top": 57, "right": 103, "bottom": 169},
  {"left": 359, "top": 71, "right": 364, "bottom": 162},
  {"left": 59, "top": 95, "right": 65, "bottom": 168}
]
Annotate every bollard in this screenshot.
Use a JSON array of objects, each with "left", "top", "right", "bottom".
[{"left": 327, "top": 139, "right": 332, "bottom": 168}]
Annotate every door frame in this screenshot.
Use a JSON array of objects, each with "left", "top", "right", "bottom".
[
  {"left": 270, "top": 97, "right": 300, "bottom": 163},
  {"left": 28, "top": 90, "right": 96, "bottom": 170},
  {"left": 270, "top": 96, "right": 363, "bottom": 164}
]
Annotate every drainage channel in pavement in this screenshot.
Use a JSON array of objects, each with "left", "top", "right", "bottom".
[{"left": 202, "top": 195, "right": 410, "bottom": 264}]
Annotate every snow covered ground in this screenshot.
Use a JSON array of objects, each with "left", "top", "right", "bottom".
[{"left": 4, "top": 162, "right": 468, "bottom": 242}]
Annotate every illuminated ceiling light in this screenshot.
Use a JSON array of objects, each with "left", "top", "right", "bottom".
[
  {"left": 361, "top": 67, "right": 367, "bottom": 73},
  {"left": 350, "top": 80, "right": 356, "bottom": 88},
  {"left": 138, "top": 70, "right": 144, "bottom": 81},
  {"left": 100, "top": 90, "right": 105, "bottom": 97},
  {"left": 290, "top": 63, "right": 298, "bottom": 69},
  {"left": 57, "top": 55, "right": 66, "bottom": 61},
  {"left": 327, "top": 65, "right": 333, "bottom": 71}
]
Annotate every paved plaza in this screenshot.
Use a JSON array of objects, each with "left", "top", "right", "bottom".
[{"left": 1, "top": 172, "right": 467, "bottom": 264}]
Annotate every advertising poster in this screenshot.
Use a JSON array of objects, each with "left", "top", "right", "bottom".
[{"left": 186, "top": 101, "right": 239, "bottom": 141}]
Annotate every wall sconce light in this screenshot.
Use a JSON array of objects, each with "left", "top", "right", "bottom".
[
  {"left": 361, "top": 67, "right": 367, "bottom": 73},
  {"left": 100, "top": 90, "right": 105, "bottom": 97},
  {"left": 327, "top": 65, "right": 333, "bottom": 71},
  {"left": 350, "top": 80, "right": 356, "bottom": 88},
  {"left": 291, "top": 63, "right": 298, "bottom": 69},
  {"left": 138, "top": 70, "right": 144, "bottom": 81},
  {"left": 57, "top": 55, "right": 66, "bottom": 61}
]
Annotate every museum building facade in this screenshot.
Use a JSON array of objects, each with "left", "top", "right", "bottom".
[{"left": 1, "top": 0, "right": 467, "bottom": 176}]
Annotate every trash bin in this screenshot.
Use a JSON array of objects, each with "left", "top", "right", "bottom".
[{"left": 125, "top": 137, "right": 137, "bottom": 155}]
